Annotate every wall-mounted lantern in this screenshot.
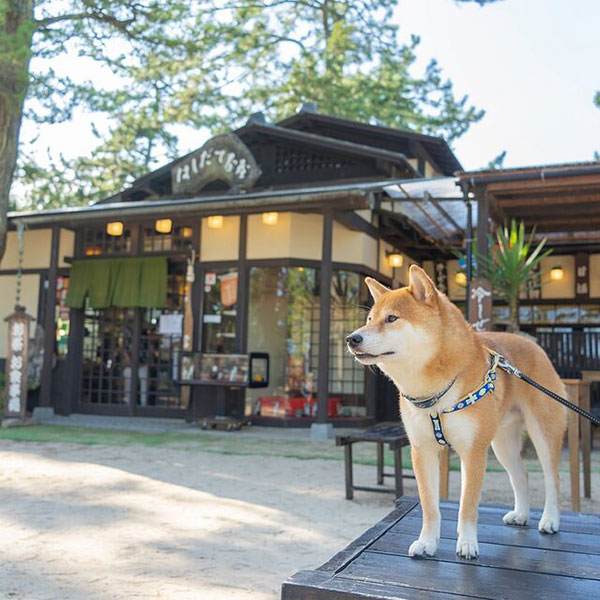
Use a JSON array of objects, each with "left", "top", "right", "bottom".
[
  {"left": 181, "top": 226, "right": 193, "bottom": 238},
  {"left": 262, "top": 212, "right": 279, "bottom": 225},
  {"left": 207, "top": 215, "right": 224, "bottom": 229},
  {"left": 550, "top": 266, "right": 564, "bottom": 281},
  {"left": 106, "top": 221, "right": 123, "bottom": 236},
  {"left": 155, "top": 218, "right": 173, "bottom": 234},
  {"left": 455, "top": 271, "right": 467, "bottom": 286},
  {"left": 387, "top": 252, "right": 403, "bottom": 268}
]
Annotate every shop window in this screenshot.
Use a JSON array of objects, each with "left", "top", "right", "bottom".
[
  {"left": 247, "top": 266, "right": 318, "bottom": 418},
  {"left": 142, "top": 224, "right": 194, "bottom": 253},
  {"left": 138, "top": 262, "right": 186, "bottom": 408},
  {"left": 202, "top": 268, "right": 238, "bottom": 354},
  {"left": 81, "top": 307, "right": 135, "bottom": 405},
  {"left": 82, "top": 225, "right": 132, "bottom": 256},
  {"left": 327, "top": 271, "right": 368, "bottom": 416},
  {"left": 247, "top": 267, "right": 368, "bottom": 420}
]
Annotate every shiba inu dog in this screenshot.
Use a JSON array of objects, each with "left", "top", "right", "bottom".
[{"left": 346, "top": 265, "right": 567, "bottom": 559}]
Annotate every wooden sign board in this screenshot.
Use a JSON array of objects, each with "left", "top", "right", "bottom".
[
  {"left": 171, "top": 133, "right": 261, "bottom": 194},
  {"left": 576, "top": 253, "right": 590, "bottom": 299},
  {"left": 468, "top": 277, "right": 492, "bottom": 332},
  {"left": 434, "top": 260, "right": 448, "bottom": 295},
  {"left": 4, "top": 307, "right": 33, "bottom": 420}
]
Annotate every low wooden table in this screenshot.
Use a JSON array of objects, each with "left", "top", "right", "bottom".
[
  {"left": 335, "top": 422, "right": 412, "bottom": 499},
  {"left": 282, "top": 497, "right": 600, "bottom": 599}
]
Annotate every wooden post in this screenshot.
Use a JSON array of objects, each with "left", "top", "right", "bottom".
[
  {"left": 235, "top": 215, "right": 248, "bottom": 353},
  {"left": 40, "top": 225, "right": 60, "bottom": 407},
  {"left": 316, "top": 209, "right": 333, "bottom": 424},
  {"left": 377, "top": 441, "right": 384, "bottom": 485},
  {"left": 439, "top": 446, "right": 450, "bottom": 501},
  {"left": 475, "top": 184, "right": 489, "bottom": 276}
]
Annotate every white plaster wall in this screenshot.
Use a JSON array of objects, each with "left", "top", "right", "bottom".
[
  {"left": 200, "top": 216, "right": 240, "bottom": 261},
  {"left": 541, "top": 255, "right": 575, "bottom": 299},
  {"left": 1, "top": 229, "right": 52, "bottom": 270},
  {"left": 332, "top": 222, "right": 377, "bottom": 271},
  {"left": 0, "top": 274, "right": 39, "bottom": 358}
]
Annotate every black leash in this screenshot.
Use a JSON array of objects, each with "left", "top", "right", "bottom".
[{"left": 497, "top": 355, "right": 600, "bottom": 427}]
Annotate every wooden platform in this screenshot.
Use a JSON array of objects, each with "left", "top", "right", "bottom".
[{"left": 281, "top": 497, "right": 600, "bottom": 599}]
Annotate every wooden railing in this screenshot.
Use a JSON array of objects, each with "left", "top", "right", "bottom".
[{"left": 535, "top": 330, "right": 600, "bottom": 378}]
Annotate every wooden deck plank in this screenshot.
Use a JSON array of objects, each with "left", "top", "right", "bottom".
[
  {"left": 369, "top": 531, "right": 600, "bottom": 580},
  {"left": 387, "top": 516, "right": 600, "bottom": 554},
  {"left": 340, "top": 552, "right": 600, "bottom": 600},
  {"left": 415, "top": 505, "right": 600, "bottom": 535},
  {"left": 437, "top": 500, "right": 600, "bottom": 526},
  {"left": 282, "top": 570, "right": 483, "bottom": 600}
]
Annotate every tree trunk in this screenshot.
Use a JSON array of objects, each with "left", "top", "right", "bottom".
[{"left": 0, "top": 1, "right": 34, "bottom": 261}]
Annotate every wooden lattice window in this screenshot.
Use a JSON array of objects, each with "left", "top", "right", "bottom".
[
  {"left": 274, "top": 145, "right": 352, "bottom": 174},
  {"left": 82, "top": 225, "right": 132, "bottom": 256},
  {"left": 142, "top": 224, "right": 194, "bottom": 253}
]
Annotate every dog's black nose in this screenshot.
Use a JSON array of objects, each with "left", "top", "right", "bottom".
[{"left": 346, "top": 334, "right": 363, "bottom": 347}]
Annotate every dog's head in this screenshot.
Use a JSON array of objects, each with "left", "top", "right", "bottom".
[{"left": 346, "top": 265, "right": 443, "bottom": 366}]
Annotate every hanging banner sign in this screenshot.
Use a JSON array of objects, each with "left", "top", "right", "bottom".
[
  {"left": 468, "top": 277, "right": 492, "bottom": 332},
  {"left": 434, "top": 261, "right": 448, "bottom": 295},
  {"left": 4, "top": 307, "right": 33, "bottom": 420},
  {"left": 220, "top": 272, "right": 238, "bottom": 308},
  {"left": 171, "top": 133, "right": 261, "bottom": 194}
]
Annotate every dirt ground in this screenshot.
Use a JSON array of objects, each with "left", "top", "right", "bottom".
[{"left": 0, "top": 432, "right": 599, "bottom": 600}]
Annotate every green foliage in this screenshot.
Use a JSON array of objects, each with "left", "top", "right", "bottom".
[
  {"left": 11, "top": 0, "right": 486, "bottom": 210},
  {"left": 477, "top": 219, "right": 552, "bottom": 332}
]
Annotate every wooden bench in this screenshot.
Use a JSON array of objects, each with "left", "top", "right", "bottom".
[
  {"left": 282, "top": 497, "right": 600, "bottom": 599},
  {"left": 335, "top": 422, "right": 412, "bottom": 500}
]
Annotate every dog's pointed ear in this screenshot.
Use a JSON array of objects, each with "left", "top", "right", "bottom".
[
  {"left": 408, "top": 265, "right": 437, "bottom": 303},
  {"left": 365, "top": 277, "right": 390, "bottom": 301}
]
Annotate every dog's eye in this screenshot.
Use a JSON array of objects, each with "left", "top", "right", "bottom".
[{"left": 386, "top": 315, "right": 398, "bottom": 323}]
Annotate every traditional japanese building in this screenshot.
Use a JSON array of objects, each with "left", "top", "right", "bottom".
[{"left": 2, "top": 105, "right": 599, "bottom": 426}]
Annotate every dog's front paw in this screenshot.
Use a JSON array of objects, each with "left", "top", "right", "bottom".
[
  {"left": 456, "top": 536, "right": 479, "bottom": 559},
  {"left": 503, "top": 509, "right": 529, "bottom": 526},
  {"left": 408, "top": 537, "right": 438, "bottom": 558},
  {"left": 538, "top": 511, "right": 560, "bottom": 534}
]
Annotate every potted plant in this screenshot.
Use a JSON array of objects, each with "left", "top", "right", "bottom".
[{"left": 476, "top": 219, "right": 551, "bottom": 333}]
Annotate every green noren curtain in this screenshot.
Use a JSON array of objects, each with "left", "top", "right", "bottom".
[{"left": 67, "top": 257, "right": 167, "bottom": 309}]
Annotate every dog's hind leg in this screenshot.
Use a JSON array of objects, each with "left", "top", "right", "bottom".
[
  {"left": 491, "top": 415, "right": 530, "bottom": 526},
  {"left": 523, "top": 398, "right": 566, "bottom": 534}
]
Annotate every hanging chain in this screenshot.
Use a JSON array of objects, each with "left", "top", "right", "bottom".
[{"left": 15, "top": 220, "right": 25, "bottom": 309}]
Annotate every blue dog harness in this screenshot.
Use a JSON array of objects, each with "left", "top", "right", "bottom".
[{"left": 405, "top": 352, "right": 500, "bottom": 447}]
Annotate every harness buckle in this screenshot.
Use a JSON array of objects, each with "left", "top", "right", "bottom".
[{"left": 497, "top": 355, "right": 522, "bottom": 379}]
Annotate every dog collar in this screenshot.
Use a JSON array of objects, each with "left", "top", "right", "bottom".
[
  {"left": 402, "top": 377, "right": 457, "bottom": 409},
  {"left": 429, "top": 352, "right": 500, "bottom": 447}
]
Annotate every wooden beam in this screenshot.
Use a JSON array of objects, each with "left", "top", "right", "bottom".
[
  {"left": 497, "top": 191, "right": 600, "bottom": 208},
  {"left": 486, "top": 173, "right": 600, "bottom": 194},
  {"left": 334, "top": 210, "right": 378, "bottom": 238}
]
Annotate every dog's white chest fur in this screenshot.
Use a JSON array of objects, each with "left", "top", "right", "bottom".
[{"left": 401, "top": 403, "right": 477, "bottom": 453}]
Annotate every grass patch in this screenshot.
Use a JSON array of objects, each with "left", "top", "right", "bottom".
[{"left": 0, "top": 425, "right": 597, "bottom": 475}]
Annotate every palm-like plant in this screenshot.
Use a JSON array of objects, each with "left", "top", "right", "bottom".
[{"left": 477, "top": 220, "right": 552, "bottom": 333}]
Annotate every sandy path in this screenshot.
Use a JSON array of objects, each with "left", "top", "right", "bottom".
[{"left": 0, "top": 440, "right": 598, "bottom": 599}]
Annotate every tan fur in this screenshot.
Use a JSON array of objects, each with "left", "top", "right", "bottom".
[{"left": 350, "top": 266, "right": 567, "bottom": 559}]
